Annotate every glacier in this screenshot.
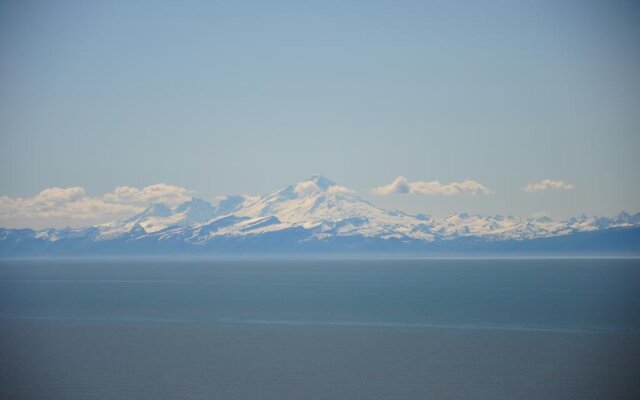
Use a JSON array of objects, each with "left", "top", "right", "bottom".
[{"left": 1, "top": 175, "right": 639, "bottom": 256}]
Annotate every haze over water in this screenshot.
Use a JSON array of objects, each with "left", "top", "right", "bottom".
[{"left": 1, "top": 258, "right": 639, "bottom": 399}]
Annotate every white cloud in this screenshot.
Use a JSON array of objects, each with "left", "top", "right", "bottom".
[
  {"left": 294, "top": 181, "right": 320, "bottom": 195},
  {"left": 0, "top": 183, "right": 194, "bottom": 228},
  {"left": 523, "top": 179, "right": 574, "bottom": 193},
  {"left": 34, "top": 187, "right": 86, "bottom": 204},
  {"left": 374, "top": 177, "right": 411, "bottom": 195},
  {"left": 327, "top": 185, "right": 355, "bottom": 195},
  {"left": 103, "top": 183, "right": 193, "bottom": 207},
  {"left": 294, "top": 181, "right": 355, "bottom": 196},
  {"left": 373, "top": 176, "right": 492, "bottom": 196}
]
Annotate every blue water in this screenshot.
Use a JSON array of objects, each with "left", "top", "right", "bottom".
[{"left": 1, "top": 258, "right": 639, "bottom": 399}]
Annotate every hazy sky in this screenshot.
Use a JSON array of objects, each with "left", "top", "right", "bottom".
[{"left": 1, "top": 0, "right": 639, "bottom": 227}]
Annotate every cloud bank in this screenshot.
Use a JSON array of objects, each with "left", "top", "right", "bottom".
[
  {"left": 0, "top": 183, "right": 193, "bottom": 228},
  {"left": 373, "top": 177, "right": 492, "bottom": 196},
  {"left": 523, "top": 180, "right": 574, "bottom": 193}
]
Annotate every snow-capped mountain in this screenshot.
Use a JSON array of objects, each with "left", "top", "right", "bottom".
[
  {"left": 231, "top": 175, "right": 430, "bottom": 240},
  {"left": 1, "top": 175, "right": 639, "bottom": 255}
]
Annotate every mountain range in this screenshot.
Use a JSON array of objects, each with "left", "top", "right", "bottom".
[{"left": 1, "top": 175, "right": 639, "bottom": 256}]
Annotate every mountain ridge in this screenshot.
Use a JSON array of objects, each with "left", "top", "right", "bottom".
[{"left": 1, "top": 175, "right": 639, "bottom": 256}]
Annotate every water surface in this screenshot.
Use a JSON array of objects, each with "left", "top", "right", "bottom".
[{"left": 1, "top": 258, "right": 639, "bottom": 399}]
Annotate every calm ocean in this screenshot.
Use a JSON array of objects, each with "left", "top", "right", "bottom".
[{"left": 1, "top": 258, "right": 639, "bottom": 399}]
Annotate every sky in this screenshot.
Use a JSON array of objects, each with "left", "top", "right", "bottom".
[{"left": 1, "top": 0, "right": 639, "bottom": 228}]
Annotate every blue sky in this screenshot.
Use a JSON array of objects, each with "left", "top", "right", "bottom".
[{"left": 1, "top": 0, "right": 639, "bottom": 227}]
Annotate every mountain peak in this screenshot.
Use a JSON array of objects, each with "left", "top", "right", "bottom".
[
  {"left": 129, "top": 222, "right": 146, "bottom": 235},
  {"left": 616, "top": 211, "right": 631, "bottom": 220},
  {"left": 125, "top": 203, "right": 172, "bottom": 223},
  {"left": 174, "top": 198, "right": 216, "bottom": 223},
  {"left": 175, "top": 198, "right": 214, "bottom": 214},
  {"left": 305, "top": 174, "right": 336, "bottom": 189}
]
